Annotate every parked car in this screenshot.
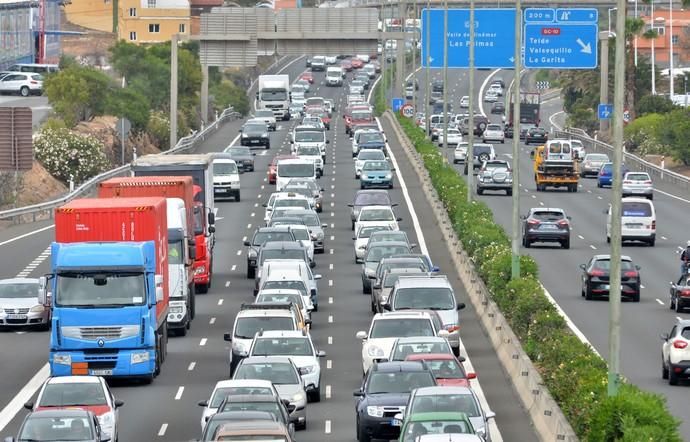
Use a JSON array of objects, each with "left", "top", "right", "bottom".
[{"left": 0, "top": 72, "right": 43, "bottom": 96}]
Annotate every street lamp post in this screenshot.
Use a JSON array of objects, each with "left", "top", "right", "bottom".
[
  {"left": 634, "top": 0, "right": 639, "bottom": 66},
  {"left": 651, "top": 0, "right": 657, "bottom": 95},
  {"left": 608, "top": 7, "right": 617, "bottom": 35},
  {"left": 670, "top": 0, "right": 674, "bottom": 98}
]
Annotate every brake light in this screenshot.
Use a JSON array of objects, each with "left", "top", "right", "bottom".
[
  {"left": 623, "top": 180, "right": 632, "bottom": 184},
  {"left": 623, "top": 271, "right": 638, "bottom": 278},
  {"left": 651, "top": 220, "right": 656, "bottom": 229},
  {"left": 673, "top": 340, "right": 688, "bottom": 349},
  {"left": 680, "top": 290, "right": 690, "bottom": 297},
  {"left": 557, "top": 220, "right": 569, "bottom": 227},
  {"left": 527, "top": 219, "right": 540, "bottom": 226},
  {"left": 589, "top": 269, "right": 606, "bottom": 277}
]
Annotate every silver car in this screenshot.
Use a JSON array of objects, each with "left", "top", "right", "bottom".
[
  {"left": 0, "top": 278, "right": 49, "bottom": 329},
  {"left": 580, "top": 153, "right": 610, "bottom": 177},
  {"left": 622, "top": 171, "right": 654, "bottom": 199}
]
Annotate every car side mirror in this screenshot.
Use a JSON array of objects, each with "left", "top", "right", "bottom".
[
  {"left": 244, "top": 240, "right": 251, "bottom": 246},
  {"left": 410, "top": 243, "right": 417, "bottom": 250},
  {"left": 262, "top": 203, "right": 267, "bottom": 207},
  {"left": 635, "top": 265, "right": 641, "bottom": 270},
  {"left": 457, "top": 303, "right": 466, "bottom": 310},
  {"left": 23, "top": 401, "right": 33, "bottom": 410},
  {"left": 305, "top": 319, "right": 312, "bottom": 327},
  {"left": 314, "top": 274, "right": 322, "bottom": 280},
  {"left": 390, "top": 168, "right": 396, "bottom": 172},
  {"left": 252, "top": 153, "right": 256, "bottom": 156},
  {"left": 239, "top": 128, "right": 243, "bottom": 132},
  {"left": 290, "top": 140, "right": 294, "bottom": 143},
  {"left": 326, "top": 140, "right": 330, "bottom": 144},
  {"left": 486, "top": 411, "right": 496, "bottom": 419},
  {"left": 208, "top": 225, "right": 216, "bottom": 234},
  {"left": 114, "top": 399, "right": 124, "bottom": 408},
  {"left": 353, "top": 390, "right": 364, "bottom": 397},
  {"left": 431, "top": 266, "right": 440, "bottom": 273},
  {"left": 317, "top": 350, "right": 326, "bottom": 357},
  {"left": 396, "top": 217, "right": 402, "bottom": 221},
  {"left": 310, "top": 261, "right": 316, "bottom": 268},
  {"left": 208, "top": 212, "right": 215, "bottom": 225},
  {"left": 438, "top": 329, "right": 450, "bottom": 338},
  {"left": 661, "top": 333, "right": 669, "bottom": 341},
  {"left": 347, "top": 204, "right": 354, "bottom": 207},
  {"left": 223, "top": 333, "right": 232, "bottom": 342},
  {"left": 322, "top": 223, "right": 328, "bottom": 228},
  {"left": 356, "top": 331, "right": 368, "bottom": 340},
  {"left": 382, "top": 303, "right": 391, "bottom": 311},
  {"left": 579, "top": 264, "right": 586, "bottom": 270}
]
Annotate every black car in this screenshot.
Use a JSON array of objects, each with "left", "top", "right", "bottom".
[
  {"left": 524, "top": 127, "right": 548, "bottom": 145},
  {"left": 580, "top": 254, "right": 641, "bottom": 302},
  {"left": 432, "top": 80, "right": 444, "bottom": 93},
  {"left": 244, "top": 227, "right": 297, "bottom": 278},
  {"left": 522, "top": 207, "right": 571, "bottom": 249},
  {"left": 491, "top": 101, "right": 505, "bottom": 114},
  {"left": 669, "top": 277, "right": 690, "bottom": 312},
  {"left": 429, "top": 90, "right": 442, "bottom": 104},
  {"left": 240, "top": 122, "right": 271, "bottom": 149},
  {"left": 406, "top": 79, "right": 419, "bottom": 91},
  {"left": 224, "top": 146, "right": 256, "bottom": 172},
  {"left": 306, "top": 57, "right": 312, "bottom": 67},
  {"left": 354, "top": 361, "right": 436, "bottom": 442},
  {"left": 11, "top": 409, "right": 106, "bottom": 442},
  {"left": 504, "top": 124, "right": 514, "bottom": 139},
  {"left": 214, "top": 395, "right": 295, "bottom": 437}
]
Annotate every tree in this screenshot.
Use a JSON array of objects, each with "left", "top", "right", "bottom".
[
  {"left": 105, "top": 87, "right": 151, "bottom": 131},
  {"left": 658, "top": 109, "right": 690, "bottom": 165},
  {"left": 43, "top": 66, "right": 111, "bottom": 127},
  {"left": 34, "top": 128, "right": 110, "bottom": 184},
  {"left": 636, "top": 94, "right": 676, "bottom": 116},
  {"left": 210, "top": 79, "right": 250, "bottom": 116}
]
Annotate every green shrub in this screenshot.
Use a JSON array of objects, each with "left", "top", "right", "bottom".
[
  {"left": 34, "top": 128, "right": 110, "bottom": 184},
  {"left": 393, "top": 112, "right": 681, "bottom": 441}
]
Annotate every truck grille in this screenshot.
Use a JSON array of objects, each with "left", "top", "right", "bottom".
[{"left": 61, "top": 325, "right": 140, "bottom": 340}]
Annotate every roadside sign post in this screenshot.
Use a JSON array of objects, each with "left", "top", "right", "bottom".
[
  {"left": 511, "top": 0, "right": 522, "bottom": 280},
  {"left": 400, "top": 104, "right": 415, "bottom": 118},
  {"left": 597, "top": 104, "right": 613, "bottom": 120},
  {"left": 391, "top": 98, "right": 405, "bottom": 112}
]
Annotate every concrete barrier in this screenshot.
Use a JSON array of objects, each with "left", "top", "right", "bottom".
[{"left": 383, "top": 110, "right": 578, "bottom": 442}]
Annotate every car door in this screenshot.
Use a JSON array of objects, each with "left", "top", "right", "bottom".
[
  {"left": 663, "top": 325, "right": 677, "bottom": 364},
  {"left": 0, "top": 74, "right": 21, "bottom": 92},
  {"left": 582, "top": 258, "right": 595, "bottom": 291}
]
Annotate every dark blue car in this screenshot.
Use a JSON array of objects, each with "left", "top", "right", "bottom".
[
  {"left": 597, "top": 162, "right": 630, "bottom": 188},
  {"left": 354, "top": 361, "right": 436, "bottom": 442}
]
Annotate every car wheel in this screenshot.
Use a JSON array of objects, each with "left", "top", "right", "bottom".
[
  {"left": 178, "top": 324, "right": 187, "bottom": 336},
  {"left": 669, "top": 368, "right": 679, "bottom": 385},
  {"left": 476, "top": 187, "right": 483, "bottom": 195},
  {"left": 20, "top": 86, "right": 29, "bottom": 97},
  {"left": 662, "top": 358, "right": 669, "bottom": 379},
  {"left": 506, "top": 189, "right": 512, "bottom": 196},
  {"left": 235, "top": 193, "right": 241, "bottom": 202},
  {"left": 648, "top": 238, "right": 656, "bottom": 247},
  {"left": 562, "top": 239, "right": 570, "bottom": 249},
  {"left": 676, "top": 298, "right": 683, "bottom": 313},
  {"left": 597, "top": 181, "right": 602, "bottom": 188},
  {"left": 649, "top": 194, "right": 654, "bottom": 200},
  {"left": 308, "top": 387, "right": 321, "bottom": 403},
  {"left": 357, "top": 419, "right": 371, "bottom": 442},
  {"left": 632, "top": 292, "right": 640, "bottom": 302},
  {"left": 265, "top": 144, "right": 270, "bottom": 149},
  {"left": 670, "top": 296, "right": 677, "bottom": 310},
  {"left": 371, "top": 301, "right": 376, "bottom": 313},
  {"left": 606, "top": 236, "right": 611, "bottom": 244},
  {"left": 585, "top": 284, "right": 593, "bottom": 300},
  {"left": 247, "top": 266, "right": 255, "bottom": 279},
  {"left": 524, "top": 238, "right": 531, "bottom": 248}
]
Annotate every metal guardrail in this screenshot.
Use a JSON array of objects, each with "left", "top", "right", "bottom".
[
  {"left": 0, "top": 107, "right": 242, "bottom": 225},
  {"left": 555, "top": 128, "right": 690, "bottom": 195}
]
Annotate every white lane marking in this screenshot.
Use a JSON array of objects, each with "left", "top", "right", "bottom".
[
  {"left": 158, "top": 423, "right": 168, "bottom": 437},
  {"left": 254, "top": 203, "right": 259, "bottom": 207},
  {"left": 325, "top": 420, "right": 332, "bottom": 434},
  {"left": 242, "top": 236, "right": 247, "bottom": 242},
  {"left": 188, "top": 362, "right": 196, "bottom": 371},
  {"left": 330, "top": 223, "right": 334, "bottom": 228},
  {"left": 326, "top": 359, "right": 332, "bottom": 369},
  {"left": 250, "top": 212, "right": 255, "bottom": 217},
  {"left": 328, "top": 336, "right": 333, "bottom": 345},
  {"left": 640, "top": 284, "right": 645, "bottom": 289},
  {"left": 330, "top": 202, "right": 335, "bottom": 207},
  {"left": 661, "top": 236, "right": 668, "bottom": 240},
  {"left": 218, "top": 299, "right": 224, "bottom": 306},
  {"left": 247, "top": 224, "right": 252, "bottom": 229},
  {"left": 236, "top": 250, "right": 242, "bottom": 256},
  {"left": 330, "top": 193, "right": 335, "bottom": 198},
  {"left": 329, "top": 263, "right": 334, "bottom": 270},
  {"left": 549, "top": 111, "right": 565, "bottom": 131},
  {"left": 0, "top": 224, "right": 54, "bottom": 248},
  {"left": 539, "top": 201, "right": 544, "bottom": 206},
  {"left": 329, "top": 235, "right": 334, "bottom": 241},
  {"left": 329, "top": 249, "right": 334, "bottom": 254},
  {"left": 225, "top": 281, "right": 231, "bottom": 287},
  {"left": 210, "top": 317, "right": 216, "bottom": 325},
  {"left": 677, "top": 316, "right": 683, "bottom": 321},
  {"left": 330, "top": 212, "right": 334, "bottom": 217},
  {"left": 174, "top": 386, "right": 184, "bottom": 400},
  {"left": 328, "top": 279, "right": 333, "bottom": 287},
  {"left": 597, "top": 196, "right": 603, "bottom": 200},
  {"left": 0, "top": 363, "right": 50, "bottom": 432},
  {"left": 328, "top": 296, "right": 333, "bottom": 304},
  {"left": 578, "top": 235, "right": 584, "bottom": 240},
  {"left": 231, "top": 265, "right": 237, "bottom": 272},
  {"left": 328, "top": 315, "right": 333, "bottom": 323},
  {"left": 589, "top": 245, "right": 597, "bottom": 250},
  {"left": 326, "top": 385, "right": 332, "bottom": 399},
  {"left": 200, "top": 338, "right": 208, "bottom": 346},
  {"left": 656, "top": 298, "right": 665, "bottom": 305}
]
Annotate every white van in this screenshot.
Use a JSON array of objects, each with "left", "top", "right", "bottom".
[
  {"left": 606, "top": 197, "right": 656, "bottom": 246},
  {"left": 276, "top": 159, "right": 317, "bottom": 191},
  {"left": 326, "top": 67, "right": 344, "bottom": 86},
  {"left": 212, "top": 158, "right": 241, "bottom": 201}
]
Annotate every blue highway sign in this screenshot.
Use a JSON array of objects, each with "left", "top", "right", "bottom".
[
  {"left": 391, "top": 98, "right": 405, "bottom": 112},
  {"left": 555, "top": 8, "right": 599, "bottom": 23},
  {"left": 421, "top": 8, "right": 516, "bottom": 69},
  {"left": 524, "top": 8, "right": 556, "bottom": 23},
  {"left": 598, "top": 104, "right": 613, "bottom": 120}
]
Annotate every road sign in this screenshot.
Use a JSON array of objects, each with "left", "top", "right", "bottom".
[
  {"left": 623, "top": 109, "right": 631, "bottom": 123},
  {"left": 400, "top": 104, "right": 415, "bottom": 118},
  {"left": 523, "top": 8, "right": 598, "bottom": 69},
  {"left": 392, "top": 98, "right": 405, "bottom": 112},
  {"left": 421, "top": 9, "right": 516, "bottom": 69},
  {"left": 598, "top": 104, "right": 613, "bottom": 120},
  {"left": 536, "top": 81, "right": 550, "bottom": 90}
]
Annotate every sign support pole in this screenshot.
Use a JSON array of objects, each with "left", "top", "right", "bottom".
[
  {"left": 411, "top": 0, "right": 417, "bottom": 113},
  {"left": 424, "top": 0, "right": 431, "bottom": 138},
  {"left": 466, "top": 0, "right": 475, "bottom": 201},
  {"left": 170, "top": 33, "right": 179, "bottom": 150},
  {"left": 599, "top": 33, "right": 610, "bottom": 135},
  {"left": 511, "top": 0, "right": 521, "bottom": 280},
  {"left": 442, "top": 0, "right": 448, "bottom": 150}
]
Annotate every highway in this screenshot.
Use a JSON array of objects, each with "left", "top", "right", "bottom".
[
  {"left": 409, "top": 66, "right": 690, "bottom": 438},
  {"left": 0, "top": 61, "right": 537, "bottom": 440}
]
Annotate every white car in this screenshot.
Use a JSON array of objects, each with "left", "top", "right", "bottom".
[
  {"left": 622, "top": 171, "right": 654, "bottom": 199},
  {"left": 355, "top": 205, "right": 401, "bottom": 233},
  {"left": 356, "top": 54, "right": 371, "bottom": 63},
  {"left": 356, "top": 311, "right": 448, "bottom": 374},
  {"left": 353, "top": 224, "right": 393, "bottom": 263},
  {"left": 453, "top": 142, "right": 469, "bottom": 164},
  {"left": 198, "top": 379, "right": 279, "bottom": 431},
  {"left": 483, "top": 90, "right": 499, "bottom": 102},
  {"left": 325, "top": 55, "right": 337, "bottom": 65},
  {"left": 28, "top": 376, "right": 122, "bottom": 442},
  {"left": 264, "top": 193, "right": 311, "bottom": 225},
  {"left": 355, "top": 149, "right": 387, "bottom": 178},
  {"left": 488, "top": 83, "right": 503, "bottom": 96},
  {"left": 662, "top": 319, "right": 690, "bottom": 385},
  {"left": 256, "top": 288, "right": 314, "bottom": 324},
  {"left": 459, "top": 96, "right": 470, "bottom": 109},
  {"left": 253, "top": 109, "right": 277, "bottom": 131},
  {"left": 0, "top": 72, "right": 43, "bottom": 96},
  {"left": 482, "top": 124, "right": 505, "bottom": 144},
  {"left": 295, "top": 144, "right": 324, "bottom": 177},
  {"left": 570, "top": 139, "right": 586, "bottom": 159},
  {"left": 282, "top": 224, "right": 315, "bottom": 262},
  {"left": 437, "top": 128, "right": 463, "bottom": 147},
  {"left": 248, "top": 330, "right": 326, "bottom": 402}
]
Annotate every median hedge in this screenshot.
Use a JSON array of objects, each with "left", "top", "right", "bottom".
[{"left": 393, "top": 113, "right": 681, "bottom": 441}]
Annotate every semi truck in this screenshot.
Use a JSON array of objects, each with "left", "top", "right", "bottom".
[
  {"left": 508, "top": 91, "right": 541, "bottom": 137},
  {"left": 257, "top": 74, "right": 291, "bottom": 121},
  {"left": 133, "top": 155, "right": 216, "bottom": 294},
  {"left": 98, "top": 176, "right": 197, "bottom": 335},
  {"left": 44, "top": 197, "right": 169, "bottom": 382},
  {"left": 533, "top": 139, "right": 579, "bottom": 192}
]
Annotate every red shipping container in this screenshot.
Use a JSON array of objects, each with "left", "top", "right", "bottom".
[{"left": 55, "top": 197, "right": 169, "bottom": 323}]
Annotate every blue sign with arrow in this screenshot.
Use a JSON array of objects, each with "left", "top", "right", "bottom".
[
  {"left": 421, "top": 8, "right": 516, "bottom": 69},
  {"left": 391, "top": 98, "right": 405, "bottom": 112},
  {"left": 598, "top": 104, "right": 613, "bottom": 120},
  {"left": 523, "top": 8, "right": 598, "bottom": 69}
]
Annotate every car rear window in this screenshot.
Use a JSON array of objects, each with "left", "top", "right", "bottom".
[
  {"left": 626, "top": 173, "right": 650, "bottom": 181},
  {"left": 474, "top": 145, "right": 491, "bottom": 155},
  {"left": 682, "top": 328, "right": 690, "bottom": 339},
  {"left": 622, "top": 201, "right": 652, "bottom": 217},
  {"left": 532, "top": 211, "right": 565, "bottom": 221},
  {"left": 592, "top": 259, "right": 635, "bottom": 271}
]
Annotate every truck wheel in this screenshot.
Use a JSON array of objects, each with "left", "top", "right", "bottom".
[
  {"left": 196, "top": 283, "right": 209, "bottom": 294},
  {"left": 179, "top": 325, "right": 187, "bottom": 336},
  {"left": 189, "top": 285, "right": 196, "bottom": 320}
]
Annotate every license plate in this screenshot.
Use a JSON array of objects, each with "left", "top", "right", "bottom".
[
  {"left": 632, "top": 189, "right": 645, "bottom": 193},
  {"left": 626, "top": 224, "right": 642, "bottom": 229},
  {"left": 6, "top": 314, "right": 26, "bottom": 320},
  {"left": 215, "top": 188, "right": 228, "bottom": 193},
  {"left": 250, "top": 140, "right": 259, "bottom": 143},
  {"left": 602, "top": 284, "right": 610, "bottom": 290},
  {"left": 540, "top": 225, "right": 558, "bottom": 230},
  {"left": 390, "top": 419, "right": 402, "bottom": 427},
  {"left": 90, "top": 369, "right": 113, "bottom": 376}
]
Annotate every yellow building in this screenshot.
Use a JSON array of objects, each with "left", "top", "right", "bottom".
[{"left": 65, "top": 0, "right": 190, "bottom": 43}]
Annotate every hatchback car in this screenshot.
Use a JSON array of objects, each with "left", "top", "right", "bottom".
[
  {"left": 371, "top": 268, "right": 428, "bottom": 313},
  {"left": 388, "top": 337, "right": 453, "bottom": 362},
  {"left": 355, "top": 149, "right": 387, "bottom": 178},
  {"left": 355, "top": 205, "right": 401, "bottom": 234},
  {"left": 240, "top": 122, "right": 271, "bottom": 149},
  {"left": 524, "top": 127, "right": 548, "bottom": 145},
  {"left": 661, "top": 319, "right": 690, "bottom": 385},
  {"left": 398, "top": 412, "right": 475, "bottom": 442},
  {"left": 482, "top": 124, "right": 504, "bottom": 144},
  {"left": 353, "top": 224, "right": 393, "bottom": 263},
  {"left": 244, "top": 227, "right": 297, "bottom": 278},
  {"left": 349, "top": 190, "right": 394, "bottom": 230},
  {"left": 213, "top": 395, "right": 295, "bottom": 438},
  {"left": 459, "top": 96, "right": 470, "bottom": 108},
  {"left": 580, "top": 153, "right": 610, "bottom": 177},
  {"left": 622, "top": 171, "right": 653, "bottom": 199},
  {"left": 0, "top": 278, "right": 49, "bottom": 329},
  {"left": 580, "top": 254, "right": 641, "bottom": 302},
  {"left": 254, "top": 109, "right": 277, "bottom": 131},
  {"left": 597, "top": 162, "right": 630, "bottom": 188},
  {"left": 360, "top": 160, "right": 395, "bottom": 189},
  {"left": 199, "top": 411, "right": 282, "bottom": 442},
  {"left": 405, "top": 353, "right": 476, "bottom": 387},
  {"left": 211, "top": 420, "right": 293, "bottom": 441},
  {"left": 491, "top": 102, "right": 505, "bottom": 115},
  {"left": 12, "top": 409, "right": 106, "bottom": 442},
  {"left": 224, "top": 145, "right": 256, "bottom": 172},
  {"left": 438, "top": 128, "right": 463, "bottom": 147},
  {"left": 521, "top": 207, "right": 571, "bottom": 249},
  {"left": 197, "top": 379, "right": 280, "bottom": 430},
  {"left": 361, "top": 241, "right": 413, "bottom": 293}
]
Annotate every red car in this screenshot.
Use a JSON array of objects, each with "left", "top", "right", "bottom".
[
  {"left": 268, "top": 154, "right": 296, "bottom": 184},
  {"left": 299, "top": 72, "right": 314, "bottom": 84},
  {"left": 345, "top": 107, "right": 374, "bottom": 135},
  {"left": 405, "top": 353, "right": 476, "bottom": 387},
  {"left": 305, "top": 107, "right": 331, "bottom": 130},
  {"left": 341, "top": 60, "right": 353, "bottom": 71},
  {"left": 351, "top": 58, "right": 364, "bottom": 69}
]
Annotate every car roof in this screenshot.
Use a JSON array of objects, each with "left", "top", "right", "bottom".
[
  {"left": 395, "top": 275, "right": 450, "bottom": 288},
  {"left": 213, "top": 158, "right": 238, "bottom": 165},
  {"left": 45, "top": 376, "right": 102, "bottom": 385},
  {"left": 360, "top": 205, "right": 393, "bottom": 211},
  {"left": 413, "top": 385, "right": 473, "bottom": 395},
  {"left": 530, "top": 207, "right": 565, "bottom": 213},
  {"left": 257, "top": 330, "right": 309, "bottom": 338},
  {"left": 368, "top": 240, "right": 409, "bottom": 248},
  {"left": 256, "top": 226, "right": 293, "bottom": 233},
  {"left": 214, "top": 379, "right": 275, "bottom": 389},
  {"left": 675, "top": 319, "right": 690, "bottom": 328},
  {"left": 372, "top": 361, "right": 428, "bottom": 372},
  {"left": 620, "top": 197, "right": 652, "bottom": 203},
  {"left": 591, "top": 254, "right": 633, "bottom": 262}
]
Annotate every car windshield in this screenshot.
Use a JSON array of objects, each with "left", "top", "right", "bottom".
[
  {"left": 531, "top": 211, "right": 565, "bottom": 221},
  {"left": 393, "top": 287, "right": 455, "bottom": 310},
  {"left": 410, "top": 393, "right": 480, "bottom": 417},
  {"left": 261, "top": 280, "right": 307, "bottom": 295},
  {"left": 252, "top": 338, "right": 313, "bottom": 356},
  {"left": 622, "top": 201, "right": 652, "bottom": 217},
  {"left": 369, "top": 318, "right": 435, "bottom": 338},
  {"left": 168, "top": 240, "right": 184, "bottom": 266},
  {"left": 283, "top": 186, "right": 312, "bottom": 198},
  {"left": 358, "top": 132, "right": 384, "bottom": 144},
  {"left": 253, "top": 232, "right": 295, "bottom": 246},
  {"left": 255, "top": 110, "right": 274, "bottom": 118},
  {"left": 260, "top": 250, "right": 306, "bottom": 263},
  {"left": 214, "top": 162, "right": 238, "bottom": 175},
  {"left": 297, "top": 146, "right": 321, "bottom": 156},
  {"left": 55, "top": 272, "right": 145, "bottom": 307},
  {"left": 591, "top": 259, "right": 635, "bottom": 271},
  {"left": 210, "top": 387, "right": 274, "bottom": 407},
  {"left": 0, "top": 282, "right": 38, "bottom": 299},
  {"left": 625, "top": 173, "right": 650, "bottom": 181},
  {"left": 289, "top": 229, "right": 310, "bottom": 240},
  {"left": 38, "top": 383, "right": 106, "bottom": 407},
  {"left": 383, "top": 272, "right": 424, "bottom": 287},
  {"left": 358, "top": 151, "right": 385, "bottom": 161},
  {"left": 379, "top": 261, "right": 426, "bottom": 276},
  {"left": 370, "top": 232, "right": 406, "bottom": 243},
  {"left": 352, "top": 110, "right": 372, "bottom": 120},
  {"left": 274, "top": 199, "right": 310, "bottom": 210},
  {"left": 228, "top": 147, "right": 251, "bottom": 156},
  {"left": 20, "top": 416, "right": 94, "bottom": 441},
  {"left": 278, "top": 163, "right": 314, "bottom": 178},
  {"left": 354, "top": 193, "right": 391, "bottom": 206},
  {"left": 234, "top": 317, "right": 295, "bottom": 339},
  {"left": 294, "top": 131, "right": 324, "bottom": 143},
  {"left": 256, "top": 293, "right": 303, "bottom": 307},
  {"left": 290, "top": 213, "right": 319, "bottom": 226},
  {"left": 235, "top": 363, "right": 299, "bottom": 384},
  {"left": 366, "top": 245, "right": 410, "bottom": 262},
  {"left": 358, "top": 226, "right": 391, "bottom": 239},
  {"left": 401, "top": 420, "right": 473, "bottom": 441},
  {"left": 391, "top": 342, "right": 450, "bottom": 360},
  {"left": 366, "top": 371, "right": 435, "bottom": 394},
  {"left": 216, "top": 437, "right": 287, "bottom": 442},
  {"left": 217, "top": 401, "right": 282, "bottom": 419},
  {"left": 244, "top": 124, "right": 267, "bottom": 134},
  {"left": 586, "top": 154, "right": 609, "bottom": 162},
  {"left": 260, "top": 89, "right": 288, "bottom": 101},
  {"left": 360, "top": 209, "right": 394, "bottom": 221},
  {"left": 362, "top": 161, "right": 390, "bottom": 171}
]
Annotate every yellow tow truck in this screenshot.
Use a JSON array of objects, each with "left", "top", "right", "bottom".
[{"left": 532, "top": 139, "right": 580, "bottom": 192}]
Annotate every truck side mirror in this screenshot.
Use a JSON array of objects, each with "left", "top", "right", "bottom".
[
  {"left": 155, "top": 286, "right": 164, "bottom": 303},
  {"left": 155, "top": 274, "right": 164, "bottom": 286},
  {"left": 38, "top": 276, "right": 47, "bottom": 305},
  {"left": 188, "top": 245, "right": 196, "bottom": 261},
  {"left": 208, "top": 212, "right": 215, "bottom": 225}
]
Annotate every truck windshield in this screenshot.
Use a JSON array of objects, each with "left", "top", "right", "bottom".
[
  {"left": 261, "top": 89, "right": 287, "bottom": 101},
  {"left": 56, "top": 272, "right": 146, "bottom": 307},
  {"left": 168, "top": 240, "right": 184, "bottom": 265}
]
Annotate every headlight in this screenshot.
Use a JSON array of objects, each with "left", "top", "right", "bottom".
[
  {"left": 232, "top": 341, "right": 248, "bottom": 356},
  {"left": 291, "top": 392, "right": 305, "bottom": 402},
  {"left": 98, "top": 411, "right": 114, "bottom": 429},
  {"left": 361, "top": 174, "right": 369, "bottom": 179},
  {"left": 131, "top": 351, "right": 150, "bottom": 364},
  {"left": 367, "top": 345, "right": 385, "bottom": 358},
  {"left": 242, "top": 134, "right": 248, "bottom": 138},
  {"left": 30, "top": 305, "right": 45, "bottom": 313},
  {"left": 262, "top": 133, "right": 268, "bottom": 138},
  {"left": 380, "top": 293, "right": 390, "bottom": 303},
  {"left": 248, "top": 248, "right": 258, "bottom": 258},
  {"left": 385, "top": 173, "right": 392, "bottom": 179},
  {"left": 367, "top": 406, "right": 385, "bottom": 418},
  {"left": 300, "top": 365, "right": 317, "bottom": 374},
  {"left": 310, "top": 233, "right": 318, "bottom": 240},
  {"left": 169, "top": 306, "right": 184, "bottom": 314},
  {"left": 444, "top": 323, "right": 460, "bottom": 333},
  {"left": 53, "top": 354, "right": 71, "bottom": 365},
  {"left": 316, "top": 231, "right": 324, "bottom": 240},
  {"left": 194, "top": 266, "right": 206, "bottom": 275}
]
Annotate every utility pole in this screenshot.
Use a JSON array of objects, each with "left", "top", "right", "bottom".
[
  {"left": 442, "top": 0, "right": 448, "bottom": 149},
  {"left": 170, "top": 34, "right": 179, "bottom": 149},
  {"left": 411, "top": 0, "right": 417, "bottom": 113},
  {"left": 599, "top": 32, "right": 610, "bottom": 135},
  {"left": 651, "top": 0, "right": 656, "bottom": 95},
  {"left": 669, "top": 0, "right": 674, "bottom": 98},
  {"left": 608, "top": 0, "right": 627, "bottom": 398},
  {"left": 467, "top": 0, "right": 475, "bottom": 201},
  {"left": 511, "top": 0, "right": 522, "bottom": 280},
  {"left": 424, "top": 0, "right": 431, "bottom": 138}
]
